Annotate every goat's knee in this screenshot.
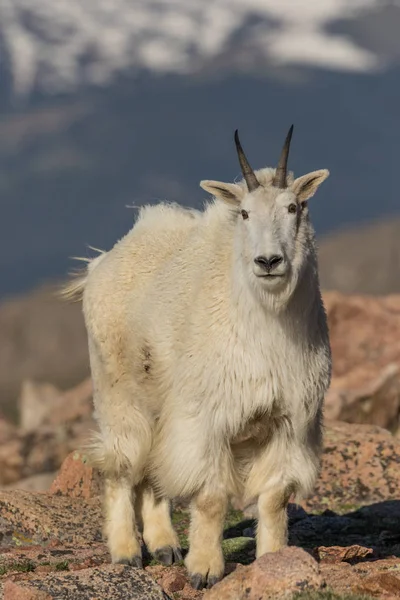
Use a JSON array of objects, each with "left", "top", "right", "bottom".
[
  {"left": 256, "top": 484, "right": 294, "bottom": 558},
  {"left": 103, "top": 476, "right": 142, "bottom": 567},
  {"left": 185, "top": 489, "right": 227, "bottom": 590},
  {"left": 137, "top": 485, "right": 182, "bottom": 566}
]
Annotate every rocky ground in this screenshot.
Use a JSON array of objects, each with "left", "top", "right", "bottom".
[
  {"left": 2, "top": 430, "right": 400, "bottom": 600},
  {"left": 1, "top": 291, "right": 400, "bottom": 598}
]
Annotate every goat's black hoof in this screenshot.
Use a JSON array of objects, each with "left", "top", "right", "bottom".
[
  {"left": 189, "top": 573, "right": 206, "bottom": 590},
  {"left": 207, "top": 575, "right": 222, "bottom": 589},
  {"left": 116, "top": 556, "right": 143, "bottom": 569},
  {"left": 154, "top": 546, "right": 183, "bottom": 566}
]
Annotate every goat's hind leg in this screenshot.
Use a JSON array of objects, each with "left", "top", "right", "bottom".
[
  {"left": 92, "top": 393, "right": 152, "bottom": 567},
  {"left": 137, "top": 484, "right": 182, "bottom": 566},
  {"left": 87, "top": 333, "right": 154, "bottom": 567},
  {"left": 256, "top": 484, "right": 294, "bottom": 558},
  {"left": 103, "top": 475, "right": 142, "bottom": 567}
]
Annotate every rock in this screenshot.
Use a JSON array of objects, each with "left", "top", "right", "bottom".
[
  {"left": 0, "top": 490, "right": 101, "bottom": 546},
  {"left": 320, "top": 557, "right": 400, "bottom": 599},
  {"left": 0, "top": 543, "right": 109, "bottom": 574},
  {"left": 3, "top": 564, "right": 170, "bottom": 600},
  {"left": 324, "top": 292, "right": 400, "bottom": 377},
  {"left": 304, "top": 421, "right": 400, "bottom": 513},
  {"left": 45, "top": 379, "right": 93, "bottom": 428},
  {"left": 326, "top": 363, "right": 400, "bottom": 432},
  {"left": 18, "top": 378, "right": 93, "bottom": 432},
  {"left": 1, "top": 473, "right": 56, "bottom": 492},
  {"left": 160, "top": 569, "right": 187, "bottom": 593},
  {"left": 315, "top": 545, "right": 373, "bottom": 563},
  {"left": 203, "top": 546, "right": 322, "bottom": 599},
  {"left": 3, "top": 483, "right": 400, "bottom": 599},
  {"left": 358, "top": 573, "right": 400, "bottom": 597},
  {"left": 0, "top": 283, "right": 89, "bottom": 422},
  {"left": 145, "top": 565, "right": 205, "bottom": 600},
  {"left": 0, "top": 383, "right": 95, "bottom": 487},
  {"left": 49, "top": 451, "right": 102, "bottom": 499},
  {"left": 0, "top": 437, "right": 25, "bottom": 485},
  {"left": 0, "top": 416, "right": 17, "bottom": 444},
  {"left": 18, "top": 380, "right": 62, "bottom": 433},
  {"left": 324, "top": 292, "right": 400, "bottom": 431}
]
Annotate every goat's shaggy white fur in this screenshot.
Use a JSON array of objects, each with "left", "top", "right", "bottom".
[{"left": 65, "top": 162, "right": 331, "bottom": 588}]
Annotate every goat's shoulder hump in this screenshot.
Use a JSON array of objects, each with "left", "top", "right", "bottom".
[{"left": 136, "top": 202, "right": 202, "bottom": 231}]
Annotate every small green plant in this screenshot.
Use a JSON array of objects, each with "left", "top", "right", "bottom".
[
  {"left": 55, "top": 561, "right": 70, "bottom": 571},
  {"left": 0, "top": 561, "right": 35, "bottom": 576}
]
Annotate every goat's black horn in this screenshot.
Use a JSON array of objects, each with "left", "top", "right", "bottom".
[
  {"left": 234, "top": 129, "right": 260, "bottom": 192},
  {"left": 272, "top": 125, "right": 294, "bottom": 189}
]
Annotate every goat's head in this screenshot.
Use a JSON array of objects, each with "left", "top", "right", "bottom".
[{"left": 200, "top": 126, "right": 329, "bottom": 305}]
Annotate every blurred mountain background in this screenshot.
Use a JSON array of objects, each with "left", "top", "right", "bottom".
[{"left": 1, "top": 0, "right": 400, "bottom": 417}]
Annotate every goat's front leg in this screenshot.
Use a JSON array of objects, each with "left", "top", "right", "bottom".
[
  {"left": 185, "top": 488, "right": 227, "bottom": 590},
  {"left": 103, "top": 475, "right": 142, "bottom": 567},
  {"left": 256, "top": 485, "right": 293, "bottom": 558}
]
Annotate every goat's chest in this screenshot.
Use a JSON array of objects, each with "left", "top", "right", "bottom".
[{"left": 190, "top": 324, "right": 305, "bottom": 436}]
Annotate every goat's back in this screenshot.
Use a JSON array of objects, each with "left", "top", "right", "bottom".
[{"left": 82, "top": 202, "right": 201, "bottom": 357}]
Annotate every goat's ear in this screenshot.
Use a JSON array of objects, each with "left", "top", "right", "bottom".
[
  {"left": 291, "top": 170, "right": 329, "bottom": 202},
  {"left": 200, "top": 180, "right": 243, "bottom": 206}
]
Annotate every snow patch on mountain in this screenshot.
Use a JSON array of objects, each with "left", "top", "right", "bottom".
[{"left": 0, "top": 0, "right": 390, "bottom": 95}]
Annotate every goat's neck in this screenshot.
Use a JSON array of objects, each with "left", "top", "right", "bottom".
[{"left": 229, "top": 242, "right": 321, "bottom": 342}]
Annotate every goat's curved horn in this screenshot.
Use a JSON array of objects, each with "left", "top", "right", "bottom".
[
  {"left": 234, "top": 130, "right": 260, "bottom": 192},
  {"left": 273, "top": 124, "right": 294, "bottom": 189}
]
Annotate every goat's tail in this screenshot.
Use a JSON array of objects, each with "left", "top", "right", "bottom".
[{"left": 58, "top": 246, "right": 107, "bottom": 302}]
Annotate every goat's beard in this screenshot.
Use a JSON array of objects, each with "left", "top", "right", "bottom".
[
  {"left": 243, "top": 262, "right": 300, "bottom": 313},
  {"left": 253, "top": 275, "right": 299, "bottom": 313}
]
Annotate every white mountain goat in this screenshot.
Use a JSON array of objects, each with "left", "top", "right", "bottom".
[{"left": 63, "top": 126, "right": 331, "bottom": 589}]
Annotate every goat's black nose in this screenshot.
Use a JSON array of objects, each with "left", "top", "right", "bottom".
[{"left": 254, "top": 255, "right": 283, "bottom": 272}]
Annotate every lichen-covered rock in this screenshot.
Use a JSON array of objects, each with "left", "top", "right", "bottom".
[
  {"left": 3, "top": 564, "right": 170, "bottom": 600},
  {"left": 203, "top": 546, "right": 322, "bottom": 599},
  {"left": 304, "top": 421, "right": 400, "bottom": 513},
  {"left": 0, "top": 542, "right": 109, "bottom": 575},
  {"left": 0, "top": 490, "right": 102, "bottom": 546}
]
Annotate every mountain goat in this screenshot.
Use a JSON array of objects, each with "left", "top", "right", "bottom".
[{"left": 65, "top": 126, "right": 331, "bottom": 589}]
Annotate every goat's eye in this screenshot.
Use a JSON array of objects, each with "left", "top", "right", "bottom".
[
  {"left": 288, "top": 203, "right": 297, "bottom": 214},
  {"left": 241, "top": 209, "right": 249, "bottom": 220}
]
